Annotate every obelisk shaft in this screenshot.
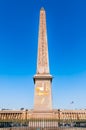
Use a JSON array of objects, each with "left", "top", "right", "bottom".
[{"left": 37, "top": 8, "right": 49, "bottom": 74}]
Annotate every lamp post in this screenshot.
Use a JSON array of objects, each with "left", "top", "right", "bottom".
[{"left": 58, "top": 109, "right": 60, "bottom": 127}]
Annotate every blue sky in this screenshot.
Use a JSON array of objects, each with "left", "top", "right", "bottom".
[{"left": 0, "top": 0, "right": 86, "bottom": 110}]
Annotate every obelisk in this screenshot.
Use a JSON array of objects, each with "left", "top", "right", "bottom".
[{"left": 33, "top": 8, "right": 52, "bottom": 111}]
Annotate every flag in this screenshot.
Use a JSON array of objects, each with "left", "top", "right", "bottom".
[{"left": 71, "top": 101, "right": 74, "bottom": 104}]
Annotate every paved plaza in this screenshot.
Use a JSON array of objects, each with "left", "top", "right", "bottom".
[{"left": 0, "top": 127, "right": 86, "bottom": 130}]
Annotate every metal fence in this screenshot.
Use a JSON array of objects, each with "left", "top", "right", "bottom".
[{"left": 0, "top": 119, "right": 86, "bottom": 129}]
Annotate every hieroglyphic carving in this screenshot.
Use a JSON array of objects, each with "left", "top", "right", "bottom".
[{"left": 37, "top": 8, "right": 49, "bottom": 74}]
